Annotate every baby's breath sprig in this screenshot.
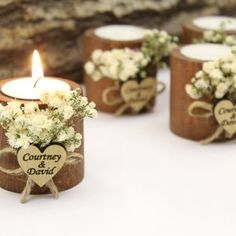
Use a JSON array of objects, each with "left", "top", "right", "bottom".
[
  {"left": 0, "top": 89, "right": 97, "bottom": 152},
  {"left": 84, "top": 29, "right": 178, "bottom": 82},
  {"left": 186, "top": 48, "right": 236, "bottom": 101},
  {"left": 141, "top": 29, "right": 178, "bottom": 67},
  {"left": 195, "top": 21, "right": 236, "bottom": 46}
]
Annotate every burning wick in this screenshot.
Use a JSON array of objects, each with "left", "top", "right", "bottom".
[
  {"left": 32, "top": 50, "right": 44, "bottom": 88},
  {"left": 33, "top": 76, "right": 43, "bottom": 88}
]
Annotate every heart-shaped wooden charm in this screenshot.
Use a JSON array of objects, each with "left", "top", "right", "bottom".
[
  {"left": 121, "top": 78, "right": 156, "bottom": 112},
  {"left": 214, "top": 100, "right": 236, "bottom": 135},
  {"left": 17, "top": 144, "right": 67, "bottom": 187}
]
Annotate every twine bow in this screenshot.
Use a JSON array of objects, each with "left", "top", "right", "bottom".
[
  {"left": 0, "top": 147, "right": 83, "bottom": 203},
  {"left": 188, "top": 101, "right": 233, "bottom": 144},
  {"left": 102, "top": 80, "right": 166, "bottom": 116}
]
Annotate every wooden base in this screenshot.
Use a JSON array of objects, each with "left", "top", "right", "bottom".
[
  {"left": 0, "top": 79, "right": 84, "bottom": 194},
  {"left": 170, "top": 47, "right": 225, "bottom": 141},
  {"left": 183, "top": 19, "right": 236, "bottom": 44}
]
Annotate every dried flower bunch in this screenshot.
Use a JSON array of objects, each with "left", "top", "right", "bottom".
[
  {"left": 85, "top": 48, "right": 149, "bottom": 82},
  {"left": 186, "top": 48, "right": 236, "bottom": 100},
  {"left": 85, "top": 29, "right": 178, "bottom": 82},
  {"left": 141, "top": 29, "right": 178, "bottom": 67},
  {"left": 195, "top": 21, "right": 236, "bottom": 46},
  {"left": 0, "top": 89, "right": 97, "bottom": 151}
]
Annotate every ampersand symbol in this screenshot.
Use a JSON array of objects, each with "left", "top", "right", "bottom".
[{"left": 38, "top": 161, "right": 45, "bottom": 168}]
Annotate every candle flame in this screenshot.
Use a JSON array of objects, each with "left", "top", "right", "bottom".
[{"left": 32, "top": 50, "right": 44, "bottom": 82}]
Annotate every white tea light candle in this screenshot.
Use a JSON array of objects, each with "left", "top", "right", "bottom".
[
  {"left": 95, "top": 25, "right": 145, "bottom": 41},
  {"left": 1, "top": 50, "right": 70, "bottom": 100},
  {"left": 180, "top": 43, "right": 231, "bottom": 61},
  {"left": 193, "top": 16, "right": 236, "bottom": 31}
]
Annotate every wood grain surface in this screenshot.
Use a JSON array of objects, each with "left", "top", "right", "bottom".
[{"left": 170, "top": 47, "right": 226, "bottom": 141}]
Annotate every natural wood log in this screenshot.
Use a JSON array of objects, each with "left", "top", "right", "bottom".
[
  {"left": 0, "top": 79, "right": 84, "bottom": 194},
  {"left": 170, "top": 45, "right": 231, "bottom": 141},
  {"left": 84, "top": 27, "right": 152, "bottom": 113}
]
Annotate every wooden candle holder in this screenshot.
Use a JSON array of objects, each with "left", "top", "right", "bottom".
[
  {"left": 183, "top": 16, "right": 236, "bottom": 44},
  {"left": 0, "top": 79, "right": 84, "bottom": 194},
  {"left": 170, "top": 44, "right": 231, "bottom": 141},
  {"left": 84, "top": 25, "right": 158, "bottom": 114},
  {"left": 84, "top": 26, "right": 144, "bottom": 112}
]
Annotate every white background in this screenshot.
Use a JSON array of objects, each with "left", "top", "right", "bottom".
[{"left": 0, "top": 69, "right": 236, "bottom": 236}]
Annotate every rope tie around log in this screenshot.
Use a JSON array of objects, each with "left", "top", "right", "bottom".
[
  {"left": 188, "top": 101, "right": 233, "bottom": 144},
  {"left": 102, "top": 80, "right": 166, "bottom": 116},
  {"left": 0, "top": 147, "right": 83, "bottom": 203}
]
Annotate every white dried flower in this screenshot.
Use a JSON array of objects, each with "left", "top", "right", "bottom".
[
  {"left": 203, "top": 62, "right": 215, "bottom": 74},
  {"left": 185, "top": 84, "right": 202, "bottom": 99},
  {"left": 186, "top": 52, "right": 236, "bottom": 100},
  {"left": 84, "top": 48, "right": 149, "bottom": 82},
  {"left": 215, "top": 83, "right": 228, "bottom": 98},
  {"left": 84, "top": 29, "right": 178, "bottom": 82},
  {"left": 84, "top": 62, "right": 95, "bottom": 75},
  {"left": 0, "top": 89, "right": 97, "bottom": 152},
  {"left": 92, "top": 49, "right": 103, "bottom": 63},
  {"left": 197, "top": 24, "right": 236, "bottom": 46}
]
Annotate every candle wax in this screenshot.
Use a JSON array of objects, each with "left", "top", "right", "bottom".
[
  {"left": 193, "top": 16, "right": 236, "bottom": 31},
  {"left": 181, "top": 44, "right": 231, "bottom": 61},
  {"left": 95, "top": 25, "right": 145, "bottom": 41},
  {"left": 1, "top": 77, "right": 70, "bottom": 100}
]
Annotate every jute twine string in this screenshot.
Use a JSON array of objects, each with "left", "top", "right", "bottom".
[
  {"left": 102, "top": 81, "right": 166, "bottom": 116},
  {"left": 0, "top": 147, "right": 83, "bottom": 203},
  {"left": 188, "top": 101, "right": 233, "bottom": 144}
]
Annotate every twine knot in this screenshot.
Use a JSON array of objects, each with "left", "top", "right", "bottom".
[
  {"left": 188, "top": 101, "right": 233, "bottom": 144},
  {"left": 102, "top": 79, "right": 165, "bottom": 115}
]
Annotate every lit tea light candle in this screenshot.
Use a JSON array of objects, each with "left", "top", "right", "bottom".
[
  {"left": 193, "top": 16, "right": 236, "bottom": 31},
  {"left": 1, "top": 50, "right": 70, "bottom": 100},
  {"left": 181, "top": 43, "right": 231, "bottom": 61},
  {"left": 95, "top": 25, "right": 145, "bottom": 41}
]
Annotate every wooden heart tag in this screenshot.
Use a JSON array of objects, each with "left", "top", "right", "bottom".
[
  {"left": 214, "top": 100, "right": 236, "bottom": 135},
  {"left": 17, "top": 144, "right": 67, "bottom": 187},
  {"left": 121, "top": 78, "right": 156, "bottom": 112}
]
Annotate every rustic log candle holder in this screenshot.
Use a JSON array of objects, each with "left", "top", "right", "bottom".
[
  {"left": 170, "top": 43, "right": 231, "bottom": 141},
  {"left": 182, "top": 16, "right": 236, "bottom": 44},
  {"left": 84, "top": 25, "right": 159, "bottom": 114},
  {"left": 0, "top": 79, "right": 84, "bottom": 194}
]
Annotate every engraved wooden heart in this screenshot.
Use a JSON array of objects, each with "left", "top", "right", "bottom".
[
  {"left": 17, "top": 144, "right": 67, "bottom": 187},
  {"left": 214, "top": 100, "right": 236, "bottom": 135},
  {"left": 121, "top": 78, "right": 156, "bottom": 112}
]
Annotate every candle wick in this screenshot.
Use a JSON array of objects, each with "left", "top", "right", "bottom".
[{"left": 33, "top": 77, "right": 42, "bottom": 88}]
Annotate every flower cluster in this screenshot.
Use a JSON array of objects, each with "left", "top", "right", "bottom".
[
  {"left": 186, "top": 50, "right": 236, "bottom": 100},
  {"left": 195, "top": 22, "right": 236, "bottom": 46},
  {"left": 0, "top": 89, "right": 97, "bottom": 151},
  {"left": 141, "top": 29, "right": 178, "bottom": 66},
  {"left": 84, "top": 48, "right": 149, "bottom": 82},
  {"left": 84, "top": 29, "right": 178, "bottom": 82}
]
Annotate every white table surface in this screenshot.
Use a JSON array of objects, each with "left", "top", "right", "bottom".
[{"left": 0, "top": 69, "right": 236, "bottom": 236}]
